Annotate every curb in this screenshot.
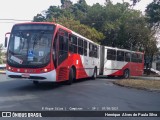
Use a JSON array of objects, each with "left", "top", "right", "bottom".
[{"left": 112, "top": 81, "right": 160, "bottom": 93}]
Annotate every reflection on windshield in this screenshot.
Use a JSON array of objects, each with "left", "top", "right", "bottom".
[{"left": 8, "top": 30, "right": 53, "bottom": 68}]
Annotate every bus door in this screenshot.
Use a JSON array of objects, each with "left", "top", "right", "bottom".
[{"left": 56, "top": 29, "right": 69, "bottom": 81}]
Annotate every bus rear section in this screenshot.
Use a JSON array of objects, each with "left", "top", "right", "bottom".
[
  {"left": 5, "top": 22, "right": 100, "bottom": 84},
  {"left": 99, "top": 46, "right": 144, "bottom": 78}
]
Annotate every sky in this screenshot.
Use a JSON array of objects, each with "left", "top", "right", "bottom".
[{"left": 0, "top": 0, "right": 154, "bottom": 46}]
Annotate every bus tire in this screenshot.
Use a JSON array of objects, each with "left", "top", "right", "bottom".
[
  {"left": 123, "top": 69, "right": 130, "bottom": 79},
  {"left": 67, "top": 68, "right": 74, "bottom": 85},
  {"left": 33, "top": 81, "right": 39, "bottom": 85},
  {"left": 92, "top": 68, "right": 97, "bottom": 80}
]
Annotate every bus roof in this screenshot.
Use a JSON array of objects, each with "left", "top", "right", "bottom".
[
  {"left": 104, "top": 46, "right": 144, "bottom": 54},
  {"left": 56, "top": 23, "right": 100, "bottom": 46}
]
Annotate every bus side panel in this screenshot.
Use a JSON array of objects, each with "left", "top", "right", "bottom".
[
  {"left": 103, "top": 48, "right": 127, "bottom": 76},
  {"left": 76, "top": 55, "right": 100, "bottom": 79},
  {"left": 109, "top": 62, "right": 143, "bottom": 76},
  {"left": 130, "top": 62, "right": 144, "bottom": 76},
  {"left": 77, "top": 55, "right": 89, "bottom": 79},
  {"left": 67, "top": 54, "right": 89, "bottom": 79},
  {"left": 104, "top": 61, "right": 127, "bottom": 76},
  {"left": 54, "top": 53, "right": 86, "bottom": 81}
]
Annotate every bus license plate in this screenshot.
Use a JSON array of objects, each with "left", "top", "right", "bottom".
[{"left": 22, "top": 73, "right": 30, "bottom": 78}]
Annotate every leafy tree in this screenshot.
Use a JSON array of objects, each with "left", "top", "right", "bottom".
[
  {"left": 57, "top": 17, "right": 105, "bottom": 43},
  {"left": 130, "top": 0, "right": 141, "bottom": 6},
  {"left": 33, "top": 0, "right": 104, "bottom": 43},
  {"left": 33, "top": 14, "right": 46, "bottom": 22},
  {"left": 82, "top": 3, "right": 104, "bottom": 30},
  {"left": 145, "top": 0, "right": 160, "bottom": 28},
  {"left": 33, "top": 0, "right": 158, "bottom": 65},
  {"left": 144, "top": 0, "right": 160, "bottom": 70},
  {"left": 46, "top": 6, "right": 62, "bottom": 21},
  {"left": 61, "top": 0, "right": 72, "bottom": 9},
  {"left": 67, "top": 0, "right": 89, "bottom": 22}
]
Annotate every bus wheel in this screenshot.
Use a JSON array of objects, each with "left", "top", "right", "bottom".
[
  {"left": 92, "top": 68, "right": 97, "bottom": 80},
  {"left": 33, "top": 81, "right": 39, "bottom": 85},
  {"left": 123, "top": 69, "right": 130, "bottom": 79},
  {"left": 67, "top": 68, "right": 74, "bottom": 85}
]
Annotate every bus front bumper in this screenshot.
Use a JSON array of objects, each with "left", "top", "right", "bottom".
[{"left": 6, "top": 70, "right": 56, "bottom": 82}]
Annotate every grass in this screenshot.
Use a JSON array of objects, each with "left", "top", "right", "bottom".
[{"left": 113, "top": 79, "right": 160, "bottom": 91}]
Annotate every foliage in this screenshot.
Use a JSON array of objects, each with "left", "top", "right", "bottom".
[
  {"left": 82, "top": 2, "right": 155, "bottom": 52},
  {"left": 33, "top": 0, "right": 158, "bottom": 67},
  {"left": 57, "top": 17, "right": 105, "bottom": 43},
  {"left": 33, "top": 14, "right": 46, "bottom": 22},
  {"left": 145, "top": 0, "right": 160, "bottom": 28},
  {"left": 33, "top": 0, "right": 104, "bottom": 43},
  {"left": 130, "top": 0, "right": 141, "bottom": 6}
]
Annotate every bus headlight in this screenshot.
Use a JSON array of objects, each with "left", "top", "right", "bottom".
[
  {"left": 8, "top": 67, "right": 11, "bottom": 70},
  {"left": 44, "top": 69, "right": 48, "bottom": 72},
  {"left": 41, "top": 68, "right": 50, "bottom": 73}
]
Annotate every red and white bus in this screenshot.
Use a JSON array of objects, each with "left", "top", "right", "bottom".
[
  {"left": 99, "top": 46, "right": 144, "bottom": 78},
  {"left": 5, "top": 22, "right": 100, "bottom": 84}
]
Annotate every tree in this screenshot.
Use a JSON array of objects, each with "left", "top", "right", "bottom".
[
  {"left": 57, "top": 17, "right": 105, "bottom": 43},
  {"left": 46, "top": 6, "right": 62, "bottom": 21},
  {"left": 33, "top": 0, "right": 104, "bottom": 43},
  {"left": 33, "top": 13, "right": 46, "bottom": 22},
  {"left": 33, "top": 0, "right": 157, "bottom": 61},
  {"left": 69, "top": 0, "right": 89, "bottom": 22},
  {"left": 145, "top": 0, "right": 160, "bottom": 28},
  {"left": 61, "top": 0, "right": 72, "bottom": 9},
  {"left": 144, "top": 0, "right": 160, "bottom": 71},
  {"left": 130, "top": 0, "right": 141, "bottom": 6}
]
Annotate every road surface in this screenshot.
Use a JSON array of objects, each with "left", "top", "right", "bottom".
[{"left": 0, "top": 74, "right": 160, "bottom": 120}]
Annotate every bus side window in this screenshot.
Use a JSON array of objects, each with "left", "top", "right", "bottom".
[
  {"left": 131, "top": 53, "right": 138, "bottom": 63},
  {"left": 59, "top": 35, "right": 68, "bottom": 52},
  {"left": 97, "top": 46, "right": 99, "bottom": 58},
  {"left": 53, "top": 34, "right": 57, "bottom": 68},
  {"left": 138, "top": 54, "right": 143, "bottom": 63},
  {"left": 78, "top": 38, "right": 83, "bottom": 55},
  {"left": 89, "top": 43, "right": 93, "bottom": 57},
  {"left": 69, "top": 34, "right": 77, "bottom": 53},
  {"left": 58, "top": 29, "right": 68, "bottom": 65},
  {"left": 84, "top": 40, "right": 87, "bottom": 56},
  {"left": 93, "top": 45, "right": 98, "bottom": 58},
  {"left": 117, "top": 51, "right": 124, "bottom": 61},
  {"left": 125, "top": 52, "right": 131, "bottom": 62},
  {"left": 107, "top": 49, "right": 116, "bottom": 60}
]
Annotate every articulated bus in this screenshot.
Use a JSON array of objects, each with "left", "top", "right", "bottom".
[
  {"left": 5, "top": 22, "right": 100, "bottom": 85},
  {"left": 99, "top": 46, "right": 144, "bottom": 78},
  {"left": 5, "top": 22, "right": 144, "bottom": 84}
]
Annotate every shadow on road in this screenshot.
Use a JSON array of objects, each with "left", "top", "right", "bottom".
[{"left": 8, "top": 78, "right": 95, "bottom": 92}]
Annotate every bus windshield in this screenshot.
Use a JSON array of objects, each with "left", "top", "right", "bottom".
[{"left": 7, "top": 24, "right": 55, "bottom": 68}]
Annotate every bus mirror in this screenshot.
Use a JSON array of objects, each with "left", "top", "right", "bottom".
[
  {"left": 5, "top": 32, "right": 11, "bottom": 47},
  {"left": 5, "top": 37, "right": 8, "bottom": 47}
]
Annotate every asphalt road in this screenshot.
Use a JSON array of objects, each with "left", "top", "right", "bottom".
[{"left": 0, "top": 74, "right": 160, "bottom": 120}]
